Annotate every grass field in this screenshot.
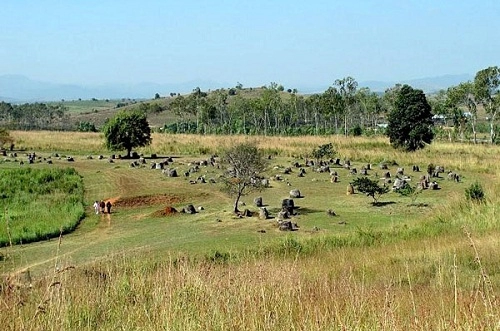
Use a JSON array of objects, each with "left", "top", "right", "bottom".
[{"left": 1, "top": 131, "right": 499, "bottom": 329}]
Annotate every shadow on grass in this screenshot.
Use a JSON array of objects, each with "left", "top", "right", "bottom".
[
  {"left": 295, "top": 207, "right": 323, "bottom": 215},
  {"left": 372, "top": 201, "right": 396, "bottom": 207},
  {"left": 408, "top": 203, "right": 430, "bottom": 207}
]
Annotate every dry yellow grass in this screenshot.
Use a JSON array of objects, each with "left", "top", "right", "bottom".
[{"left": 2, "top": 232, "right": 499, "bottom": 330}]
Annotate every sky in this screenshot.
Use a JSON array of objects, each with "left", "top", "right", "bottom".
[{"left": 1, "top": 0, "right": 499, "bottom": 89}]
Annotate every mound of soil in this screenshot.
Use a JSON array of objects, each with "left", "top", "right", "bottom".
[
  {"left": 151, "top": 206, "right": 178, "bottom": 217},
  {"left": 114, "top": 194, "right": 183, "bottom": 208}
]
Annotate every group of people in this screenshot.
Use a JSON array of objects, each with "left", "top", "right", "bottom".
[{"left": 93, "top": 200, "right": 112, "bottom": 214}]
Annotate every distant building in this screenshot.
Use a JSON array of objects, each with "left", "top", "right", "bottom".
[{"left": 432, "top": 114, "right": 447, "bottom": 125}]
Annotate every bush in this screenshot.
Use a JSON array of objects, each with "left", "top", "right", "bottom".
[
  {"left": 76, "top": 121, "right": 97, "bottom": 132},
  {"left": 465, "top": 181, "right": 485, "bottom": 203},
  {"left": 349, "top": 125, "right": 363, "bottom": 136}
]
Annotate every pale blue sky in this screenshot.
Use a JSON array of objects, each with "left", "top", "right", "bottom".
[{"left": 1, "top": 0, "right": 498, "bottom": 88}]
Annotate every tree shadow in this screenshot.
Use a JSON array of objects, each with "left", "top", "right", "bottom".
[
  {"left": 294, "top": 207, "right": 323, "bottom": 215},
  {"left": 372, "top": 201, "right": 396, "bottom": 207}
]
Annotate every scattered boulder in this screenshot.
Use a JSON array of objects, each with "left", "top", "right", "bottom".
[
  {"left": 240, "top": 209, "right": 253, "bottom": 217},
  {"left": 282, "top": 199, "right": 295, "bottom": 214},
  {"left": 254, "top": 197, "right": 263, "bottom": 207},
  {"left": 346, "top": 184, "right": 354, "bottom": 195},
  {"left": 289, "top": 189, "right": 302, "bottom": 198},
  {"left": 182, "top": 204, "right": 197, "bottom": 214},
  {"left": 298, "top": 168, "right": 306, "bottom": 177},
  {"left": 393, "top": 177, "right": 408, "bottom": 191},
  {"left": 259, "top": 207, "right": 269, "bottom": 220},
  {"left": 326, "top": 209, "right": 336, "bottom": 217},
  {"left": 278, "top": 220, "right": 299, "bottom": 231},
  {"left": 447, "top": 171, "right": 460, "bottom": 182},
  {"left": 276, "top": 210, "right": 289, "bottom": 221},
  {"left": 429, "top": 181, "right": 440, "bottom": 190}
]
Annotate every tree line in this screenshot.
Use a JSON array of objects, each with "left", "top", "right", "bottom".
[
  {"left": 165, "top": 79, "right": 386, "bottom": 136},
  {"left": 0, "top": 102, "right": 69, "bottom": 130},
  {"left": 163, "top": 66, "right": 499, "bottom": 144}
]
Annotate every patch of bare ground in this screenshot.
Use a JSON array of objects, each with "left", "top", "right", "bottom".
[
  {"left": 151, "top": 206, "right": 178, "bottom": 217},
  {"left": 113, "top": 194, "right": 183, "bottom": 208}
]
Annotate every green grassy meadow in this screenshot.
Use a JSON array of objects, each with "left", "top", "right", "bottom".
[{"left": 1, "top": 131, "right": 500, "bottom": 330}]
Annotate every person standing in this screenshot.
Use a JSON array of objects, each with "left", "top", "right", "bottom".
[
  {"left": 106, "top": 201, "right": 112, "bottom": 214},
  {"left": 99, "top": 200, "right": 106, "bottom": 213},
  {"left": 93, "top": 201, "right": 99, "bottom": 214}
]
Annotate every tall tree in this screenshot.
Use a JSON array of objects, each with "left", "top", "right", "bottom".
[
  {"left": 447, "top": 82, "right": 478, "bottom": 143},
  {"left": 103, "top": 110, "right": 152, "bottom": 158},
  {"left": 333, "top": 77, "right": 358, "bottom": 136},
  {"left": 386, "top": 85, "right": 434, "bottom": 151},
  {"left": 474, "top": 66, "right": 500, "bottom": 144},
  {"left": 220, "top": 143, "right": 267, "bottom": 213}
]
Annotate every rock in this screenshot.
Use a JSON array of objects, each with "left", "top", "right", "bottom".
[
  {"left": 282, "top": 199, "right": 295, "bottom": 214},
  {"left": 259, "top": 207, "right": 269, "bottom": 220},
  {"left": 346, "top": 184, "right": 354, "bottom": 195},
  {"left": 254, "top": 197, "right": 263, "bottom": 207},
  {"left": 183, "top": 204, "right": 196, "bottom": 214},
  {"left": 289, "top": 189, "right": 301, "bottom": 198}
]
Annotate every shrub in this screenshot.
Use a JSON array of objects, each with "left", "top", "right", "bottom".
[
  {"left": 465, "top": 181, "right": 485, "bottom": 203},
  {"left": 349, "top": 125, "right": 363, "bottom": 136},
  {"left": 351, "top": 177, "right": 389, "bottom": 204}
]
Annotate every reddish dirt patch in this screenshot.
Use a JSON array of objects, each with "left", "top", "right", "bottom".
[
  {"left": 151, "top": 206, "right": 178, "bottom": 217},
  {"left": 113, "top": 194, "right": 183, "bottom": 208}
]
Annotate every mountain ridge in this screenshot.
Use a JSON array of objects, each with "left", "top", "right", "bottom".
[{"left": 0, "top": 74, "right": 474, "bottom": 102}]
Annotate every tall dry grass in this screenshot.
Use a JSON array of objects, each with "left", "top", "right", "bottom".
[{"left": 2, "top": 232, "right": 500, "bottom": 330}]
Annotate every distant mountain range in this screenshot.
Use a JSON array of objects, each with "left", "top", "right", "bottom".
[
  {"left": 0, "top": 75, "right": 226, "bottom": 103},
  {"left": 0, "top": 73, "right": 474, "bottom": 102}
]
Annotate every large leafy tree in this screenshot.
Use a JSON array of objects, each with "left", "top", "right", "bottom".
[
  {"left": 386, "top": 84, "right": 434, "bottom": 151},
  {"left": 220, "top": 142, "right": 267, "bottom": 213},
  {"left": 103, "top": 110, "right": 152, "bottom": 158}
]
